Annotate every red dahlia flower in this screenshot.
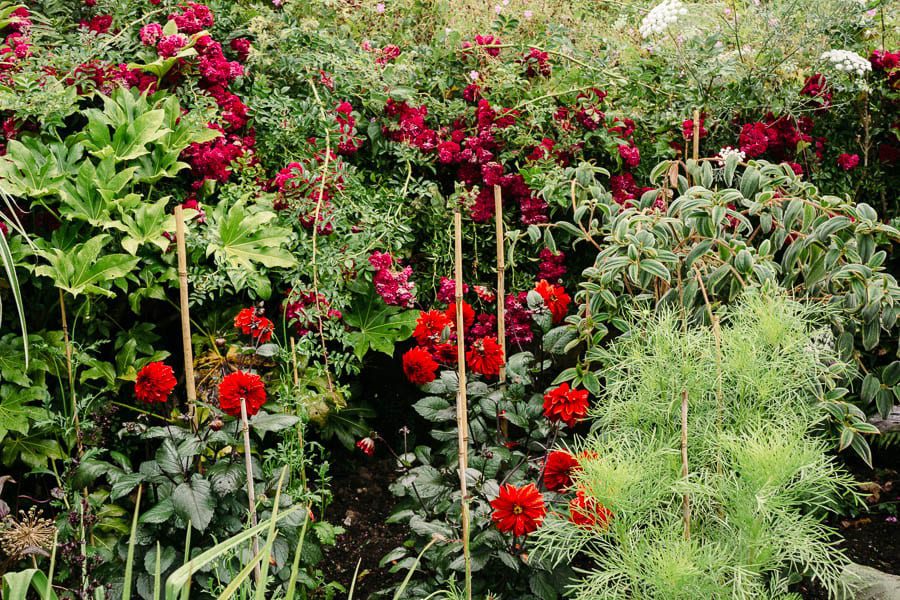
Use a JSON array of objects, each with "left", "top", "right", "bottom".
[
  {"left": 544, "top": 450, "right": 580, "bottom": 492},
  {"left": 543, "top": 382, "right": 589, "bottom": 428},
  {"left": 233, "top": 307, "right": 274, "bottom": 344},
  {"left": 490, "top": 483, "right": 546, "bottom": 536},
  {"left": 445, "top": 300, "right": 476, "bottom": 331},
  {"left": 534, "top": 280, "right": 571, "bottom": 324},
  {"left": 569, "top": 488, "right": 612, "bottom": 529},
  {"left": 413, "top": 310, "right": 453, "bottom": 345},
  {"left": 135, "top": 362, "right": 177, "bottom": 403},
  {"left": 218, "top": 371, "right": 267, "bottom": 418},
  {"left": 402, "top": 347, "right": 439, "bottom": 385},
  {"left": 467, "top": 336, "right": 504, "bottom": 377}
]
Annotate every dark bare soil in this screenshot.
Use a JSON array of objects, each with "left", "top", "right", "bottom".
[
  {"left": 321, "top": 456, "right": 407, "bottom": 598},
  {"left": 799, "top": 447, "right": 900, "bottom": 599}
]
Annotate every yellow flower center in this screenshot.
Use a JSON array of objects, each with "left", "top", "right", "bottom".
[{"left": 513, "top": 505, "right": 524, "bottom": 515}]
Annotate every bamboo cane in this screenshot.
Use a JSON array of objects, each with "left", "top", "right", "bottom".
[
  {"left": 692, "top": 108, "right": 701, "bottom": 162},
  {"left": 494, "top": 185, "right": 506, "bottom": 385},
  {"left": 290, "top": 337, "right": 308, "bottom": 493},
  {"left": 453, "top": 209, "right": 473, "bottom": 600},
  {"left": 174, "top": 206, "right": 198, "bottom": 430},
  {"left": 240, "top": 398, "right": 261, "bottom": 582},
  {"left": 681, "top": 388, "right": 691, "bottom": 541}
]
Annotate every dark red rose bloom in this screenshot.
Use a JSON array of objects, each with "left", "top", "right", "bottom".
[
  {"left": 569, "top": 488, "right": 612, "bottom": 529},
  {"left": 80, "top": 14, "right": 113, "bottom": 34},
  {"left": 135, "top": 362, "right": 177, "bottom": 403},
  {"left": 218, "top": 371, "right": 267, "bottom": 418},
  {"left": 467, "top": 336, "right": 504, "bottom": 377},
  {"left": 544, "top": 450, "right": 580, "bottom": 492},
  {"left": 413, "top": 310, "right": 453, "bottom": 346},
  {"left": 870, "top": 50, "right": 900, "bottom": 72},
  {"left": 490, "top": 483, "right": 546, "bottom": 536},
  {"left": 402, "top": 347, "right": 439, "bottom": 385},
  {"left": 229, "top": 37, "right": 251, "bottom": 62},
  {"left": 837, "top": 153, "right": 860, "bottom": 171},
  {"left": 543, "top": 382, "right": 589, "bottom": 428},
  {"left": 445, "top": 300, "right": 476, "bottom": 331},
  {"left": 618, "top": 144, "right": 641, "bottom": 169},
  {"left": 534, "top": 280, "right": 571, "bottom": 324},
  {"left": 738, "top": 122, "right": 769, "bottom": 158},
  {"left": 356, "top": 437, "right": 375, "bottom": 456}
]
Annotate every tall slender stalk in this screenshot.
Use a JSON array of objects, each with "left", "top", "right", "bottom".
[
  {"left": 692, "top": 108, "right": 701, "bottom": 162},
  {"left": 58, "top": 289, "right": 82, "bottom": 457},
  {"left": 680, "top": 388, "right": 690, "bottom": 541},
  {"left": 174, "top": 206, "right": 198, "bottom": 430},
  {"left": 240, "top": 398, "right": 261, "bottom": 582},
  {"left": 290, "top": 338, "right": 308, "bottom": 493},
  {"left": 494, "top": 186, "right": 509, "bottom": 441},
  {"left": 493, "top": 185, "right": 506, "bottom": 386},
  {"left": 453, "top": 209, "right": 473, "bottom": 600}
]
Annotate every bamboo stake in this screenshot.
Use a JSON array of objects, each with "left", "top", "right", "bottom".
[
  {"left": 290, "top": 338, "right": 308, "bottom": 493},
  {"left": 692, "top": 108, "right": 701, "bottom": 162},
  {"left": 680, "top": 388, "right": 691, "bottom": 541},
  {"left": 453, "top": 209, "right": 473, "bottom": 600},
  {"left": 240, "top": 398, "right": 261, "bottom": 582},
  {"left": 174, "top": 206, "right": 197, "bottom": 429},
  {"left": 494, "top": 185, "right": 506, "bottom": 385},
  {"left": 59, "top": 290, "right": 82, "bottom": 457}
]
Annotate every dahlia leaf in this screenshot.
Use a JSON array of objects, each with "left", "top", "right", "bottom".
[{"left": 171, "top": 475, "right": 215, "bottom": 532}]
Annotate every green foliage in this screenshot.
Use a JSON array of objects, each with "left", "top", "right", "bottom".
[
  {"left": 551, "top": 158, "right": 900, "bottom": 463},
  {"left": 532, "top": 294, "right": 860, "bottom": 599}
]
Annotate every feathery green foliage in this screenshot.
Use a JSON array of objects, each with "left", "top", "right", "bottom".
[{"left": 533, "top": 293, "right": 860, "bottom": 599}]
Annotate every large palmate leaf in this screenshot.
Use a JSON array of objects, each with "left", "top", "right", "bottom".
[
  {"left": 81, "top": 89, "right": 171, "bottom": 163},
  {"left": 58, "top": 157, "right": 138, "bottom": 228},
  {"left": 35, "top": 234, "right": 139, "bottom": 298},
  {"left": 119, "top": 197, "right": 193, "bottom": 255},
  {"left": 344, "top": 284, "right": 417, "bottom": 359},
  {"left": 0, "top": 138, "right": 69, "bottom": 198},
  {"left": 206, "top": 201, "right": 297, "bottom": 270}
]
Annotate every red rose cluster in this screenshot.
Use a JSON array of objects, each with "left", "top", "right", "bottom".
[
  {"left": 272, "top": 145, "right": 348, "bottom": 235},
  {"left": 282, "top": 289, "right": 343, "bottom": 336}
]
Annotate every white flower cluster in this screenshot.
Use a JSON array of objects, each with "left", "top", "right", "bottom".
[
  {"left": 820, "top": 49, "right": 871, "bottom": 77},
  {"left": 717, "top": 147, "right": 746, "bottom": 164},
  {"left": 639, "top": 0, "right": 687, "bottom": 38}
]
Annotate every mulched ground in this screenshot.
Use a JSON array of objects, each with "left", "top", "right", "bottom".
[
  {"left": 321, "top": 456, "right": 407, "bottom": 598},
  {"left": 798, "top": 447, "right": 900, "bottom": 599}
]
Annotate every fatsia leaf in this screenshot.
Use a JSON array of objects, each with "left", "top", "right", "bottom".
[
  {"left": 35, "top": 235, "right": 139, "bottom": 298},
  {"left": 118, "top": 197, "right": 189, "bottom": 255},
  {"left": 206, "top": 202, "right": 297, "bottom": 270},
  {"left": 344, "top": 286, "right": 418, "bottom": 359}
]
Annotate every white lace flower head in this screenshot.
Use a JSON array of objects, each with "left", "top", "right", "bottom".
[
  {"left": 639, "top": 0, "right": 688, "bottom": 38},
  {"left": 820, "top": 49, "right": 871, "bottom": 78}
]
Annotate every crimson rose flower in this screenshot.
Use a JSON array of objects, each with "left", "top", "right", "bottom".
[
  {"left": 466, "top": 336, "right": 504, "bottom": 377},
  {"left": 534, "top": 280, "right": 571, "bottom": 324},
  {"left": 543, "top": 382, "right": 589, "bottom": 428},
  {"left": 569, "top": 488, "right": 613, "bottom": 529},
  {"left": 544, "top": 450, "right": 580, "bottom": 492},
  {"left": 135, "top": 362, "right": 177, "bottom": 403},
  {"left": 218, "top": 371, "right": 266, "bottom": 418},
  {"left": 490, "top": 483, "right": 546, "bottom": 536},
  {"left": 402, "top": 347, "right": 439, "bottom": 385}
]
